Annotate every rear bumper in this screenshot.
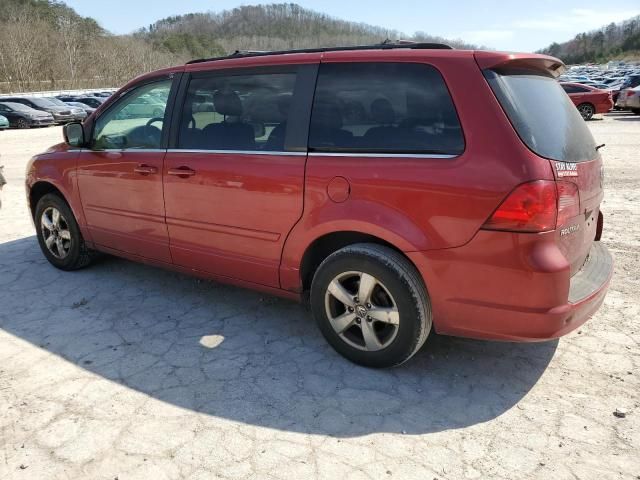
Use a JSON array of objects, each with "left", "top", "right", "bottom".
[
  {"left": 595, "top": 99, "right": 613, "bottom": 113},
  {"left": 408, "top": 234, "right": 613, "bottom": 342}
]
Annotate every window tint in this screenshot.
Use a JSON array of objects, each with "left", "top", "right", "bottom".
[
  {"left": 561, "top": 84, "right": 580, "bottom": 94},
  {"left": 308, "top": 63, "right": 463, "bottom": 155},
  {"left": 178, "top": 72, "right": 297, "bottom": 151},
  {"left": 92, "top": 80, "right": 171, "bottom": 150},
  {"left": 484, "top": 68, "right": 597, "bottom": 163}
]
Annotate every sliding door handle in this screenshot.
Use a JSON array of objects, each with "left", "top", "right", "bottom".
[
  {"left": 134, "top": 164, "right": 158, "bottom": 175},
  {"left": 167, "top": 166, "right": 196, "bottom": 178}
]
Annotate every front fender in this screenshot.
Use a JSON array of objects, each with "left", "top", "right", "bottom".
[{"left": 26, "top": 147, "right": 87, "bottom": 239}]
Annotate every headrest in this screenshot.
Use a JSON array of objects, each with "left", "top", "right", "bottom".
[
  {"left": 311, "top": 99, "right": 343, "bottom": 130},
  {"left": 370, "top": 98, "right": 395, "bottom": 124},
  {"left": 214, "top": 90, "right": 243, "bottom": 117}
]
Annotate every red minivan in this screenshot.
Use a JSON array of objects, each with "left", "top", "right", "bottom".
[{"left": 26, "top": 43, "right": 612, "bottom": 367}]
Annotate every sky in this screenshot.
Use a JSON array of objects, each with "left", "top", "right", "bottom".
[{"left": 63, "top": 0, "right": 640, "bottom": 52}]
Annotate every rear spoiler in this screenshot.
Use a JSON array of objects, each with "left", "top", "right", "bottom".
[{"left": 474, "top": 51, "right": 566, "bottom": 78}]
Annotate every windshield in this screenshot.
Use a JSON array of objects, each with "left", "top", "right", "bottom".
[
  {"left": 484, "top": 68, "right": 597, "bottom": 163},
  {"left": 29, "top": 97, "right": 58, "bottom": 108},
  {"left": 0, "top": 102, "right": 33, "bottom": 112},
  {"left": 45, "top": 97, "right": 68, "bottom": 107}
]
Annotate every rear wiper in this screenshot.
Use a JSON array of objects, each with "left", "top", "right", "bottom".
[{"left": 596, "top": 144, "right": 606, "bottom": 151}]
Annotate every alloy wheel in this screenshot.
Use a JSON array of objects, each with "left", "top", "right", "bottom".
[
  {"left": 41, "top": 207, "right": 72, "bottom": 259},
  {"left": 578, "top": 104, "right": 594, "bottom": 120},
  {"left": 324, "top": 271, "right": 400, "bottom": 351}
]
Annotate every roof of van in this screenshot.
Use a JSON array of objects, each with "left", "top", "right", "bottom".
[{"left": 186, "top": 41, "right": 454, "bottom": 65}]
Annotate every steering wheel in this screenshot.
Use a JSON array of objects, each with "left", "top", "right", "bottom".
[{"left": 146, "top": 117, "right": 164, "bottom": 127}]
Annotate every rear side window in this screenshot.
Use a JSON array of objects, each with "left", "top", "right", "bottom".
[
  {"left": 484, "top": 68, "right": 597, "bottom": 163},
  {"left": 309, "top": 63, "right": 464, "bottom": 155},
  {"left": 178, "top": 72, "right": 297, "bottom": 151}
]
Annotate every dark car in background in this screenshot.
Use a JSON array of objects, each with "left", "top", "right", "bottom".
[
  {"left": 64, "top": 101, "right": 96, "bottom": 115},
  {"left": 0, "top": 96, "right": 74, "bottom": 124},
  {"left": 56, "top": 95, "right": 104, "bottom": 109},
  {"left": 44, "top": 97, "right": 87, "bottom": 121},
  {"left": 0, "top": 101, "right": 55, "bottom": 128}
]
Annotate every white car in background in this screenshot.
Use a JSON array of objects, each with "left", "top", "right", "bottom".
[{"left": 616, "top": 86, "right": 640, "bottom": 114}]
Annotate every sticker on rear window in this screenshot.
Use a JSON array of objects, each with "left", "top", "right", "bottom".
[{"left": 556, "top": 161, "right": 578, "bottom": 177}]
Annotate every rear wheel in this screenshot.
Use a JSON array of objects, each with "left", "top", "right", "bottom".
[
  {"left": 310, "top": 243, "right": 431, "bottom": 368},
  {"left": 16, "top": 118, "right": 29, "bottom": 129},
  {"left": 631, "top": 108, "right": 640, "bottom": 115},
  {"left": 577, "top": 103, "right": 595, "bottom": 120},
  {"left": 35, "top": 193, "right": 93, "bottom": 271}
]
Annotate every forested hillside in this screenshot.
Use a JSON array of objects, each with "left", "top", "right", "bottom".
[
  {"left": 540, "top": 15, "right": 640, "bottom": 64},
  {"left": 0, "top": 0, "right": 178, "bottom": 93},
  {"left": 0, "top": 1, "right": 474, "bottom": 93},
  {"left": 137, "top": 3, "right": 476, "bottom": 59}
]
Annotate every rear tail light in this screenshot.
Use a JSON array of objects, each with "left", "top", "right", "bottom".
[
  {"left": 482, "top": 181, "right": 557, "bottom": 232},
  {"left": 482, "top": 180, "right": 581, "bottom": 233}
]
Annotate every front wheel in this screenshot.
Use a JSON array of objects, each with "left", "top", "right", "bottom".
[
  {"left": 577, "top": 103, "right": 595, "bottom": 120},
  {"left": 35, "top": 193, "right": 94, "bottom": 271},
  {"left": 310, "top": 243, "right": 432, "bottom": 368}
]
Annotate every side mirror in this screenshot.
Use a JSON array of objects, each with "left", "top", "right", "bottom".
[{"left": 63, "top": 122, "right": 85, "bottom": 147}]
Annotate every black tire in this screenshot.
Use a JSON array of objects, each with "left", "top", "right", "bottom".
[
  {"left": 631, "top": 108, "right": 640, "bottom": 115},
  {"left": 577, "top": 103, "right": 595, "bottom": 121},
  {"left": 34, "top": 193, "right": 93, "bottom": 271},
  {"left": 310, "top": 243, "right": 432, "bottom": 368},
  {"left": 16, "top": 118, "right": 29, "bottom": 129}
]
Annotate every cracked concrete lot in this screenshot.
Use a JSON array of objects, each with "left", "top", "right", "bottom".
[{"left": 0, "top": 113, "right": 639, "bottom": 480}]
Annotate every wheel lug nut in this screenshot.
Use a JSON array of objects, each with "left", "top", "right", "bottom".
[
  {"left": 366, "top": 316, "right": 372, "bottom": 322},
  {"left": 366, "top": 303, "right": 371, "bottom": 309},
  {"left": 348, "top": 306, "right": 354, "bottom": 312},
  {"left": 354, "top": 297, "right": 359, "bottom": 303},
  {"left": 355, "top": 318, "right": 361, "bottom": 324}
]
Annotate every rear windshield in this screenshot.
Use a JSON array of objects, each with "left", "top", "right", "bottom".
[{"left": 484, "top": 68, "right": 597, "bottom": 163}]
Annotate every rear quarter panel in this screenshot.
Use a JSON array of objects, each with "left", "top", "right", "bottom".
[{"left": 280, "top": 51, "right": 554, "bottom": 291}]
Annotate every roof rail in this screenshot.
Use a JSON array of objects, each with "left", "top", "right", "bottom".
[{"left": 186, "top": 41, "right": 453, "bottom": 65}]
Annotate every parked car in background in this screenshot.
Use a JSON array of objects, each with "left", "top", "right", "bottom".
[
  {"left": 0, "top": 102, "right": 55, "bottom": 128},
  {"left": 560, "top": 83, "right": 613, "bottom": 120},
  {"left": 620, "top": 74, "right": 640, "bottom": 91},
  {"left": 114, "top": 93, "right": 166, "bottom": 119},
  {"left": 0, "top": 114, "right": 9, "bottom": 130},
  {"left": 64, "top": 101, "right": 96, "bottom": 115},
  {"left": 57, "top": 95, "right": 104, "bottom": 109},
  {"left": 615, "top": 86, "right": 640, "bottom": 113},
  {"left": 0, "top": 96, "right": 74, "bottom": 124},
  {"left": 26, "top": 45, "right": 612, "bottom": 368},
  {"left": 44, "top": 97, "right": 87, "bottom": 121}
]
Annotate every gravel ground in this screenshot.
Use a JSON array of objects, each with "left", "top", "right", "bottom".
[{"left": 0, "top": 114, "right": 638, "bottom": 479}]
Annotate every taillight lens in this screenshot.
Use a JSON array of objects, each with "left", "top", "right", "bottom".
[
  {"left": 556, "top": 181, "right": 580, "bottom": 225},
  {"left": 482, "top": 181, "right": 558, "bottom": 232}
]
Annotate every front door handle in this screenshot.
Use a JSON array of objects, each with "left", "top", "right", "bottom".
[
  {"left": 167, "top": 166, "right": 196, "bottom": 178},
  {"left": 134, "top": 164, "right": 158, "bottom": 175}
]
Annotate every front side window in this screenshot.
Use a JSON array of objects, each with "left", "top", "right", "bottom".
[
  {"left": 92, "top": 80, "right": 171, "bottom": 150},
  {"left": 177, "top": 71, "right": 297, "bottom": 151},
  {"left": 308, "top": 62, "right": 464, "bottom": 155}
]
